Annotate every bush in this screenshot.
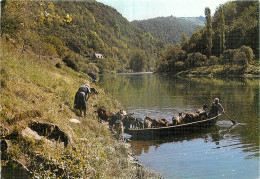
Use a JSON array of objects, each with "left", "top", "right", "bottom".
[
  {"left": 234, "top": 51, "right": 248, "bottom": 66},
  {"left": 97, "top": 58, "right": 118, "bottom": 74},
  {"left": 208, "top": 56, "right": 219, "bottom": 66},
  {"left": 41, "top": 42, "right": 58, "bottom": 56},
  {"left": 55, "top": 63, "right": 62, "bottom": 68},
  {"left": 63, "top": 54, "right": 79, "bottom": 71},
  {"left": 129, "top": 52, "right": 146, "bottom": 72},
  {"left": 220, "top": 49, "right": 237, "bottom": 65},
  {"left": 239, "top": 46, "right": 255, "bottom": 62},
  {"left": 185, "top": 52, "right": 208, "bottom": 68}
]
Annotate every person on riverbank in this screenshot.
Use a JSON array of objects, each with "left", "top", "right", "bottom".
[
  {"left": 74, "top": 84, "right": 90, "bottom": 118},
  {"left": 208, "top": 98, "right": 224, "bottom": 118}
]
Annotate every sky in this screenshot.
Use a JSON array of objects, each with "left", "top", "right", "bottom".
[{"left": 96, "top": 0, "right": 231, "bottom": 21}]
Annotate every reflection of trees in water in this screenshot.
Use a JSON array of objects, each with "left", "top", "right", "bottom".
[
  {"left": 131, "top": 127, "right": 224, "bottom": 156},
  {"left": 130, "top": 141, "right": 161, "bottom": 155}
]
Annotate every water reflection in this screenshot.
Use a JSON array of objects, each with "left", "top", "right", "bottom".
[
  {"left": 130, "top": 127, "right": 224, "bottom": 156},
  {"left": 98, "top": 73, "right": 259, "bottom": 178}
]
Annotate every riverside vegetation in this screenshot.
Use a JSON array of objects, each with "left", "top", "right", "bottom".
[
  {"left": 1, "top": 37, "right": 160, "bottom": 178},
  {"left": 156, "top": 1, "right": 259, "bottom": 76}
]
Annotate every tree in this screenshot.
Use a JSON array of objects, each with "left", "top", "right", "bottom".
[
  {"left": 217, "top": 7, "right": 226, "bottom": 55},
  {"left": 129, "top": 52, "right": 147, "bottom": 72},
  {"left": 239, "top": 46, "right": 254, "bottom": 62},
  {"left": 205, "top": 7, "right": 214, "bottom": 57},
  {"left": 185, "top": 52, "right": 207, "bottom": 68}
]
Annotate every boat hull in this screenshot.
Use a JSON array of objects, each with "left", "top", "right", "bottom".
[{"left": 125, "top": 115, "right": 220, "bottom": 140}]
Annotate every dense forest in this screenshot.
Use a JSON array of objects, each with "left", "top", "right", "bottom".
[
  {"left": 133, "top": 16, "right": 202, "bottom": 44},
  {"left": 156, "top": 1, "right": 259, "bottom": 76},
  {"left": 1, "top": 0, "right": 165, "bottom": 74},
  {"left": 178, "top": 16, "right": 205, "bottom": 26}
]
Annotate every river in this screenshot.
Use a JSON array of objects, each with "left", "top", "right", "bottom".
[{"left": 97, "top": 73, "right": 259, "bottom": 179}]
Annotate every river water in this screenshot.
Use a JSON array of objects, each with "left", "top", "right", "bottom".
[{"left": 97, "top": 73, "right": 259, "bottom": 179}]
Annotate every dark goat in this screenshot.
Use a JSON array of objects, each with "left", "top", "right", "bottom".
[
  {"left": 97, "top": 108, "right": 111, "bottom": 122},
  {"left": 172, "top": 112, "right": 183, "bottom": 125}
]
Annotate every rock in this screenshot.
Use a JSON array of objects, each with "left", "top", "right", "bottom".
[
  {"left": 69, "top": 118, "right": 81, "bottom": 124},
  {"left": 1, "top": 139, "right": 12, "bottom": 160},
  {"left": 29, "top": 120, "right": 75, "bottom": 148},
  {"left": 85, "top": 165, "right": 96, "bottom": 178},
  {"left": 21, "top": 127, "right": 43, "bottom": 140},
  {"left": 1, "top": 159, "right": 33, "bottom": 178}
]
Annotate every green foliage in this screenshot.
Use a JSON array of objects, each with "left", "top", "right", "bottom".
[
  {"left": 63, "top": 53, "right": 79, "bottom": 71},
  {"left": 129, "top": 52, "right": 147, "bottom": 72},
  {"left": 133, "top": 16, "right": 202, "bottom": 44},
  {"left": 216, "top": 7, "right": 226, "bottom": 54},
  {"left": 239, "top": 45, "right": 255, "bottom": 62},
  {"left": 2, "top": 0, "right": 165, "bottom": 73},
  {"left": 204, "top": 7, "right": 214, "bottom": 57},
  {"left": 157, "top": 45, "right": 187, "bottom": 73},
  {"left": 44, "top": 35, "right": 67, "bottom": 56},
  {"left": 208, "top": 56, "right": 219, "bottom": 66},
  {"left": 220, "top": 49, "right": 237, "bottom": 65},
  {"left": 158, "top": 1, "right": 259, "bottom": 75},
  {"left": 97, "top": 58, "right": 118, "bottom": 74},
  {"left": 234, "top": 51, "right": 248, "bottom": 66},
  {"left": 186, "top": 52, "right": 208, "bottom": 68},
  {"left": 220, "top": 46, "right": 254, "bottom": 67}
]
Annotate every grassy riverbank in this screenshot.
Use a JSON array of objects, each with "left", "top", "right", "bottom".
[
  {"left": 177, "top": 63, "right": 259, "bottom": 77},
  {"left": 1, "top": 38, "right": 159, "bottom": 178}
]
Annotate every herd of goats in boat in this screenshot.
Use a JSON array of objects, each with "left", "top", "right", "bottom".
[{"left": 97, "top": 104, "right": 209, "bottom": 139}]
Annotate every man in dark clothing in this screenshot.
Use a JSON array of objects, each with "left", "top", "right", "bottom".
[
  {"left": 208, "top": 98, "right": 224, "bottom": 118},
  {"left": 74, "top": 84, "right": 90, "bottom": 117}
]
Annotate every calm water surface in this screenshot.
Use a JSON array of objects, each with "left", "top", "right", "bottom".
[{"left": 97, "top": 73, "right": 259, "bottom": 179}]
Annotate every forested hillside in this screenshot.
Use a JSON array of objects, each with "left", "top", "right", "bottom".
[
  {"left": 157, "top": 1, "right": 259, "bottom": 76},
  {"left": 178, "top": 16, "right": 205, "bottom": 26},
  {"left": 1, "top": 0, "right": 165, "bottom": 73},
  {"left": 132, "top": 16, "right": 202, "bottom": 44}
]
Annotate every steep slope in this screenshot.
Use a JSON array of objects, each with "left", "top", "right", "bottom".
[
  {"left": 1, "top": 34, "right": 159, "bottom": 178},
  {"left": 1, "top": 0, "right": 165, "bottom": 73},
  {"left": 132, "top": 16, "right": 202, "bottom": 44}
]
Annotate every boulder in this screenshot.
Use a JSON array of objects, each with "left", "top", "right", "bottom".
[
  {"left": 29, "top": 120, "right": 75, "bottom": 148},
  {"left": 69, "top": 118, "right": 81, "bottom": 124}
]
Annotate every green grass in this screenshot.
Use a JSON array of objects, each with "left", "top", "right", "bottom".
[
  {"left": 178, "top": 64, "right": 259, "bottom": 77},
  {"left": 1, "top": 38, "right": 160, "bottom": 178}
]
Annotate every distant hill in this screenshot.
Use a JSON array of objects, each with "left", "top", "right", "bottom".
[
  {"left": 2, "top": 0, "right": 165, "bottom": 72},
  {"left": 178, "top": 16, "right": 205, "bottom": 26},
  {"left": 132, "top": 16, "right": 202, "bottom": 44}
]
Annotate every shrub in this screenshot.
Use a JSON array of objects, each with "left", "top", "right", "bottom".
[
  {"left": 63, "top": 54, "right": 79, "bottom": 71},
  {"left": 220, "top": 49, "right": 237, "bottom": 65},
  {"left": 208, "top": 56, "right": 219, "bottom": 66},
  {"left": 55, "top": 63, "right": 61, "bottom": 68},
  {"left": 239, "top": 46, "right": 255, "bottom": 62},
  {"left": 40, "top": 42, "right": 58, "bottom": 56},
  {"left": 185, "top": 52, "right": 208, "bottom": 68},
  {"left": 233, "top": 51, "right": 248, "bottom": 66},
  {"left": 174, "top": 61, "right": 185, "bottom": 71},
  {"left": 129, "top": 52, "right": 146, "bottom": 72}
]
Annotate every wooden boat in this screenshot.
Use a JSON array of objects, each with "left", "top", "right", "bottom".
[{"left": 125, "top": 114, "right": 220, "bottom": 140}]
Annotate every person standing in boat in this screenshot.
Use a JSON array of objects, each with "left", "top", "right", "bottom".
[
  {"left": 74, "top": 84, "right": 90, "bottom": 118},
  {"left": 208, "top": 98, "right": 224, "bottom": 118}
]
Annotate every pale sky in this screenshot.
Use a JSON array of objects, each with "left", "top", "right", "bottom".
[{"left": 96, "top": 0, "right": 231, "bottom": 21}]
